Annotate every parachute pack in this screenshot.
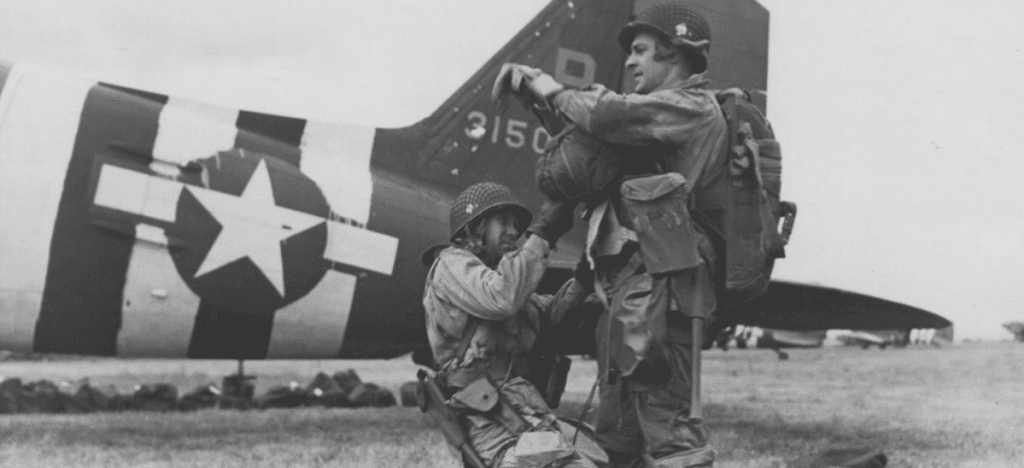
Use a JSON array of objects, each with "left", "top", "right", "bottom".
[{"left": 696, "top": 88, "right": 796, "bottom": 309}]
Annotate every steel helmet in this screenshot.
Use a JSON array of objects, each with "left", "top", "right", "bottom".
[
  {"left": 618, "top": 2, "right": 712, "bottom": 73},
  {"left": 449, "top": 182, "right": 533, "bottom": 242}
]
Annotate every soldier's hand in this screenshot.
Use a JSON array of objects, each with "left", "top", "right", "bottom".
[
  {"left": 492, "top": 63, "right": 543, "bottom": 107},
  {"left": 525, "top": 72, "right": 565, "bottom": 104},
  {"left": 527, "top": 199, "right": 577, "bottom": 246}
]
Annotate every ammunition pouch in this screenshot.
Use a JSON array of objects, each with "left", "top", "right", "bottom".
[{"left": 620, "top": 173, "right": 702, "bottom": 275}]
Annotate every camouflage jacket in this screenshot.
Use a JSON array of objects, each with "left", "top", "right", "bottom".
[{"left": 552, "top": 73, "right": 727, "bottom": 191}]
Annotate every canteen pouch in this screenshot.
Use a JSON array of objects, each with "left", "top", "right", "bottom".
[{"left": 620, "top": 173, "right": 702, "bottom": 275}]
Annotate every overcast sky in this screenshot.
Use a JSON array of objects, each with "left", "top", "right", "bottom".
[{"left": 1, "top": 0, "right": 1021, "bottom": 340}]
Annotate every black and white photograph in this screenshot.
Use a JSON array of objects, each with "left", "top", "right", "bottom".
[{"left": 0, "top": 0, "right": 1019, "bottom": 466}]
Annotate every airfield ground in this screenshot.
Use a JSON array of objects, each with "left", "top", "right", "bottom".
[{"left": 0, "top": 342, "right": 1017, "bottom": 467}]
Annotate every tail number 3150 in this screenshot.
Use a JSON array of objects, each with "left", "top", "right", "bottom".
[{"left": 465, "top": 111, "right": 551, "bottom": 155}]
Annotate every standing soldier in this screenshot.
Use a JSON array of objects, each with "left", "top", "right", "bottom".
[
  {"left": 422, "top": 182, "right": 605, "bottom": 468},
  {"left": 496, "top": 2, "right": 725, "bottom": 467}
]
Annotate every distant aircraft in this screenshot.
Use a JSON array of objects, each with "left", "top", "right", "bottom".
[
  {"left": 755, "top": 329, "right": 826, "bottom": 360},
  {"left": 712, "top": 326, "right": 825, "bottom": 360},
  {"left": 0, "top": 0, "right": 951, "bottom": 361},
  {"left": 837, "top": 330, "right": 905, "bottom": 349}
]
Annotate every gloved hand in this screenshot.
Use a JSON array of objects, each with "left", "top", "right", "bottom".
[
  {"left": 491, "top": 63, "right": 543, "bottom": 108},
  {"left": 527, "top": 199, "right": 578, "bottom": 246},
  {"left": 525, "top": 72, "right": 565, "bottom": 104}
]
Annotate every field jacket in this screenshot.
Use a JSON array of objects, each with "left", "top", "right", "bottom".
[
  {"left": 552, "top": 73, "right": 727, "bottom": 194},
  {"left": 423, "top": 235, "right": 588, "bottom": 385}
]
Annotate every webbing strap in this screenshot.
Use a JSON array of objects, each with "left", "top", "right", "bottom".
[
  {"left": 693, "top": 91, "right": 731, "bottom": 187},
  {"left": 573, "top": 376, "right": 601, "bottom": 446},
  {"left": 454, "top": 319, "right": 481, "bottom": 370}
]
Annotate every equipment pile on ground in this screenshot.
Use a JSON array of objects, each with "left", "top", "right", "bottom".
[{"left": 0, "top": 369, "right": 413, "bottom": 414}]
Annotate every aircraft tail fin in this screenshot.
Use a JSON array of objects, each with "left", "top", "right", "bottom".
[
  {"left": 421, "top": 0, "right": 634, "bottom": 130},
  {"left": 371, "top": 0, "right": 635, "bottom": 196}
]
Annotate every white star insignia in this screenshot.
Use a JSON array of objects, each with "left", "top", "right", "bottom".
[{"left": 187, "top": 159, "right": 326, "bottom": 297}]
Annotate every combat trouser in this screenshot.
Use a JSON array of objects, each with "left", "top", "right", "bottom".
[
  {"left": 594, "top": 323, "right": 714, "bottom": 467},
  {"left": 592, "top": 249, "right": 716, "bottom": 468}
]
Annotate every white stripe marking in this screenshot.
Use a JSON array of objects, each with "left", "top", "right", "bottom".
[
  {"left": 117, "top": 226, "right": 201, "bottom": 357},
  {"left": 142, "top": 174, "right": 185, "bottom": 222},
  {"left": 267, "top": 270, "right": 357, "bottom": 358},
  {"left": 93, "top": 163, "right": 399, "bottom": 277},
  {"left": 324, "top": 220, "right": 398, "bottom": 275},
  {"left": 94, "top": 165, "right": 148, "bottom": 216},
  {"left": 299, "top": 121, "right": 376, "bottom": 225},
  {"left": 93, "top": 165, "right": 183, "bottom": 223},
  {"left": 112, "top": 98, "right": 239, "bottom": 357},
  {"left": 0, "top": 65, "right": 94, "bottom": 351},
  {"left": 151, "top": 97, "right": 238, "bottom": 166}
]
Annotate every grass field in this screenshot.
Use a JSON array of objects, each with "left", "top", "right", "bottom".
[{"left": 0, "top": 342, "right": 1019, "bottom": 467}]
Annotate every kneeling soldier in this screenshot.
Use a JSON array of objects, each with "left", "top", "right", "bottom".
[{"left": 423, "top": 182, "right": 604, "bottom": 468}]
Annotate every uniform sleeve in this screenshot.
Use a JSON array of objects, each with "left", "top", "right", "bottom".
[
  {"left": 431, "top": 235, "right": 551, "bottom": 321},
  {"left": 528, "top": 277, "right": 590, "bottom": 328},
  {"left": 552, "top": 85, "right": 715, "bottom": 146}
]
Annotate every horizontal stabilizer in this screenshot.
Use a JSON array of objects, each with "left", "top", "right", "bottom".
[{"left": 731, "top": 281, "right": 952, "bottom": 331}]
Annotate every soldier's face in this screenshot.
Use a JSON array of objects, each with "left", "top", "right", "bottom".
[
  {"left": 626, "top": 33, "right": 674, "bottom": 94},
  {"left": 478, "top": 211, "right": 521, "bottom": 267}
]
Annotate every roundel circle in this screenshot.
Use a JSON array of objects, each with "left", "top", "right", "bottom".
[{"left": 167, "top": 149, "right": 331, "bottom": 311}]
